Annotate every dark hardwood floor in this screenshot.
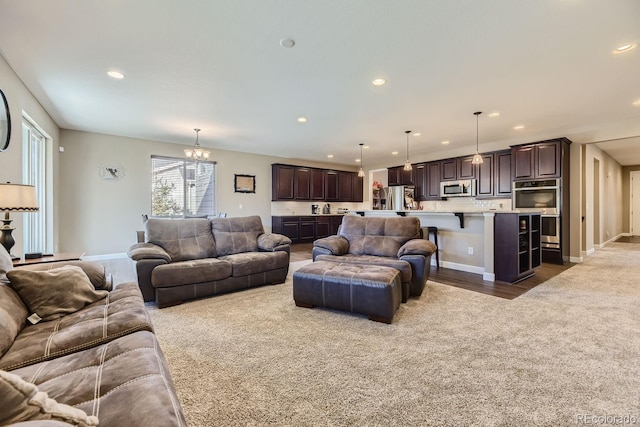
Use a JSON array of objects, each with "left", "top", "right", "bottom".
[{"left": 289, "top": 243, "right": 574, "bottom": 299}]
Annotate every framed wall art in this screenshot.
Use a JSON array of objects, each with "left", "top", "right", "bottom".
[{"left": 234, "top": 174, "right": 255, "bottom": 193}]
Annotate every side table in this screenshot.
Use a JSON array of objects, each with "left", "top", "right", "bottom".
[{"left": 12, "top": 252, "right": 85, "bottom": 267}]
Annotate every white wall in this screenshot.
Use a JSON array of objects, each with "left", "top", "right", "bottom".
[
  {"left": 0, "top": 54, "right": 60, "bottom": 256},
  {"left": 58, "top": 130, "right": 358, "bottom": 255}
]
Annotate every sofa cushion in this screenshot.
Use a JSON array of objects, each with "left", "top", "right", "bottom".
[
  {"left": 315, "top": 254, "right": 413, "bottom": 283},
  {"left": 145, "top": 218, "right": 216, "bottom": 261},
  {"left": 7, "top": 266, "right": 109, "bottom": 322},
  {"left": 0, "top": 284, "right": 28, "bottom": 359},
  {"left": 211, "top": 216, "right": 264, "bottom": 256},
  {"left": 0, "top": 369, "right": 98, "bottom": 426},
  {"left": 0, "top": 283, "right": 153, "bottom": 371},
  {"left": 10, "top": 331, "right": 186, "bottom": 427},
  {"left": 218, "top": 251, "right": 289, "bottom": 277},
  {"left": 339, "top": 216, "right": 421, "bottom": 258},
  {"left": 151, "top": 258, "right": 232, "bottom": 288}
]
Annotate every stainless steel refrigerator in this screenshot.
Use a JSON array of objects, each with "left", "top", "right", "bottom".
[{"left": 385, "top": 185, "right": 415, "bottom": 210}]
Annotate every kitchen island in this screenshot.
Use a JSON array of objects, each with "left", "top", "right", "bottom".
[{"left": 348, "top": 210, "right": 540, "bottom": 283}]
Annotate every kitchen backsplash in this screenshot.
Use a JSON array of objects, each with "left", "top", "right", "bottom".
[
  {"left": 271, "top": 201, "right": 366, "bottom": 216},
  {"left": 419, "top": 197, "right": 512, "bottom": 212}
]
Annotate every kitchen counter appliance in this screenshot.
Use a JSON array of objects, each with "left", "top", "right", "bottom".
[{"left": 440, "top": 180, "right": 477, "bottom": 198}]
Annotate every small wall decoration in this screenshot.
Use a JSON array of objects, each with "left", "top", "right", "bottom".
[
  {"left": 100, "top": 163, "right": 125, "bottom": 181},
  {"left": 0, "top": 89, "right": 11, "bottom": 152},
  {"left": 234, "top": 174, "right": 255, "bottom": 193}
]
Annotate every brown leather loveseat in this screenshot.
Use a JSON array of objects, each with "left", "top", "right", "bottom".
[
  {"left": 127, "top": 215, "right": 292, "bottom": 308},
  {"left": 312, "top": 215, "right": 437, "bottom": 301}
]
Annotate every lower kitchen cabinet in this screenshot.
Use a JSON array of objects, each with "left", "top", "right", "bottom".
[
  {"left": 272, "top": 215, "right": 345, "bottom": 243},
  {"left": 494, "top": 212, "right": 541, "bottom": 283}
]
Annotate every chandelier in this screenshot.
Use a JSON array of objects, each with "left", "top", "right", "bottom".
[{"left": 184, "top": 128, "right": 210, "bottom": 161}]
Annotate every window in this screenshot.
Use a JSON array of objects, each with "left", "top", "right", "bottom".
[
  {"left": 151, "top": 156, "right": 216, "bottom": 217},
  {"left": 22, "top": 118, "right": 52, "bottom": 253}
]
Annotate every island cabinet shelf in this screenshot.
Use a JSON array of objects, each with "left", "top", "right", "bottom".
[{"left": 494, "top": 212, "right": 541, "bottom": 283}]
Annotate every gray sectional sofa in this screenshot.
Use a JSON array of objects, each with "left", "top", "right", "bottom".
[
  {"left": 128, "top": 215, "right": 292, "bottom": 308},
  {"left": 312, "top": 215, "right": 437, "bottom": 301},
  {"left": 0, "top": 247, "right": 186, "bottom": 427}
]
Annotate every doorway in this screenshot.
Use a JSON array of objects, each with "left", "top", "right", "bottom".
[{"left": 631, "top": 171, "right": 640, "bottom": 236}]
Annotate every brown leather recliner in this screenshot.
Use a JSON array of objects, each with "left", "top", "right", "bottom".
[{"left": 312, "top": 215, "right": 436, "bottom": 301}]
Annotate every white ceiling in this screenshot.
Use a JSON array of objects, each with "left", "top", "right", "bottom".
[{"left": 1, "top": 0, "right": 639, "bottom": 167}]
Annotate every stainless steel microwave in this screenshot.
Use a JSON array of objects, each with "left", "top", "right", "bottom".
[{"left": 440, "top": 180, "right": 477, "bottom": 198}]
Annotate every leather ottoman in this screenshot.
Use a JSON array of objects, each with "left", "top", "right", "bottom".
[{"left": 293, "top": 261, "right": 402, "bottom": 323}]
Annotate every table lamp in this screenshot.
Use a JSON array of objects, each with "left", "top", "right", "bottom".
[{"left": 0, "top": 183, "right": 39, "bottom": 260}]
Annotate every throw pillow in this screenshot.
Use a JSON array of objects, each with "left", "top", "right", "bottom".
[
  {"left": 0, "top": 369, "right": 99, "bottom": 426},
  {"left": 0, "top": 244, "right": 13, "bottom": 284},
  {"left": 7, "top": 265, "right": 108, "bottom": 322}
]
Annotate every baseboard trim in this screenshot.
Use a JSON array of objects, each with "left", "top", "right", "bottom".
[{"left": 440, "top": 260, "right": 493, "bottom": 281}]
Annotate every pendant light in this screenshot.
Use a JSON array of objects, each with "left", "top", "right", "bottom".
[
  {"left": 358, "top": 143, "right": 365, "bottom": 177},
  {"left": 184, "top": 128, "right": 210, "bottom": 161},
  {"left": 471, "top": 112, "right": 484, "bottom": 165},
  {"left": 403, "top": 130, "right": 412, "bottom": 171}
]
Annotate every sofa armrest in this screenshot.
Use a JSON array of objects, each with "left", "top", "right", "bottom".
[
  {"left": 313, "top": 236, "right": 349, "bottom": 256},
  {"left": 397, "top": 239, "right": 437, "bottom": 258},
  {"left": 127, "top": 243, "right": 171, "bottom": 262},
  {"left": 258, "top": 233, "right": 292, "bottom": 251}
]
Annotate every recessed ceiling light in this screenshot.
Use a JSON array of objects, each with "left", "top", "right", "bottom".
[
  {"left": 413, "top": 132, "right": 421, "bottom": 137},
  {"left": 280, "top": 38, "right": 295, "bottom": 48},
  {"left": 327, "top": 154, "right": 333, "bottom": 158},
  {"left": 391, "top": 151, "right": 399, "bottom": 155},
  {"left": 363, "top": 145, "right": 370, "bottom": 149},
  {"left": 107, "top": 70, "right": 125, "bottom": 79},
  {"left": 372, "top": 78, "right": 386, "bottom": 86},
  {"left": 441, "top": 140, "right": 450, "bottom": 145},
  {"left": 613, "top": 43, "right": 636, "bottom": 54},
  {"left": 488, "top": 112, "right": 500, "bottom": 117},
  {"left": 297, "top": 117, "right": 307, "bottom": 123},
  {"left": 355, "top": 159, "right": 361, "bottom": 163},
  {"left": 633, "top": 99, "right": 640, "bottom": 106},
  {"left": 513, "top": 125, "right": 525, "bottom": 130}
]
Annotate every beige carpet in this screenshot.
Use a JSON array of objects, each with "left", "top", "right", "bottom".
[{"left": 147, "top": 243, "right": 640, "bottom": 426}]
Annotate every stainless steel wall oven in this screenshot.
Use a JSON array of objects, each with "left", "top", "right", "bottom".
[{"left": 512, "top": 179, "right": 560, "bottom": 215}]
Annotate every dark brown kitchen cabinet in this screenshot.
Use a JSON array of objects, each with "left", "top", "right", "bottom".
[
  {"left": 412, "top": 163, "right": 427, "bottom": 200},
  {"left": 272, "top": 164, "right": 295, "bottom": 200},
  {"left": 494, "top": 213, "right": 541, "bottom": 283},
  {"left": 324, "top": 170, "right": 338, "bottom": 201},
  {"left": 441, "top": 159, "right": 457, "bottom": 181},
  {"left": 338, "top": 171, "right": 353, "bottom": 201},
  {"left": 441, "top": 156, "right": 475, "bottom": 181},
  {"left": 352, "top": 174, "right": 364, "bottom": 202},
  {"left": 475, "top": 154, "right": 494, "bottom": 197},
  {"left": 388, "top": 165, "right": 413, "bottom": 186},
  {"left": 299, "top": 216, "right": 316, "bottom": 241},
  {"left": 426, "top": 161, "right": 442, "bottom": 199},
  {"left": 272, "top": 215, "right": 345, "bottom": 243},
  {"left": 457, "top": 156, "right": 476, "bottom": 180},
  {"left": 310, "top": 168, "right": 325, "bottom": 200},
  {"left": 294, "top": 167, "right": 311, "bottom": 199},
  {"left": 511, "top": 139, "right": 566, "bottom": 181},
  {"left": 494, "top": 150, "right": 512, "bottom": 197}
]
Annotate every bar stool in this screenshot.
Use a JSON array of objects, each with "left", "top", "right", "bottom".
[{"left": 421, "top": 226, "right": 440, "bottom": 268}]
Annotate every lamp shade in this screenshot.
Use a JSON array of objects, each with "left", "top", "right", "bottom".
[{"left": 0, "top": 183, "right": 39, "bottom": 212}]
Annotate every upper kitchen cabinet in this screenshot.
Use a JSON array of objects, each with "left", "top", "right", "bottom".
[
  {"left": 511, "top": 138, "right": 570, "bottom": 181},
  {"left": 272, "top": 164, "right": 361, "bottom": 202},
  {"left": 493, "top": 150, "right": 512, "bottom": 197},
  {"left": 412, "top": 163, "right": 427, "bottom": 200},
  {"left": 441, "top": 156, "right": 476, "bottom": 181},
  {"left": 475, "top": 153, "right": 494, "bottom": 197},
  {"left": 272, "top": 164, "right": 295, "bottom": 200},
  {"left": 425, "top": 161, "right": 442, "bottom": 199},
  {"left": 310, "top": 168, "right": 325, "bottom": 200},
  {"left": 388, "top": 165, "right": 413, "bottom": 186},
  {"left": 294, "top": 167, "right": 311, "bottom": 199}
]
